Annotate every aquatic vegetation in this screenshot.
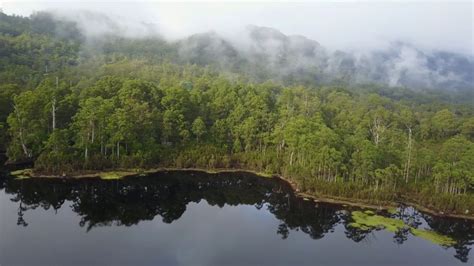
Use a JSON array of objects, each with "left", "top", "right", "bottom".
[
  {"left": 10, "top": 169, "right": 32, "bottom": 179},
  {"left": 411, "top": 228, "right": 456, "bottom": 246},
  {"left": 98, "top": 171, "right": 136, "bottom": 180},
  {"left": 349, "top": 211, "right": 405, "bottom": 232},
  {"left": 349, "top": 210, "right": 456, "bottom": 246}
]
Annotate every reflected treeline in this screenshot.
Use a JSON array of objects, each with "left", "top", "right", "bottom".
[
  {"left": 422, "top": 212, "right": 474, "bottom": 263},
  {"left": 0, "top": 171, "right": 473, "bottom": 262}
]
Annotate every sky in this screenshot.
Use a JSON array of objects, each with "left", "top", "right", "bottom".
[{"left": 1, "top": 0, "right": 473, "bottom": 55}]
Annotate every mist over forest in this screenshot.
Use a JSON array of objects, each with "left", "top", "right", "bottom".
[
  {"left": 53, "top": 10, "right": 474, "bottom": 91},
  {"left": 3, "top": 9, "right": 472, "bottom": 93}
]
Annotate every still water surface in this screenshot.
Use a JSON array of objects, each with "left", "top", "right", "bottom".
[{"left": 0, "top": 169, "right": 473, "bottom": 266}]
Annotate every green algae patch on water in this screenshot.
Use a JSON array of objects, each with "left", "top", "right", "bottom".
[
  {"left": 411, "top": 228, "right": 456, "bottom": 246},
  {"left": 349, "top": 211, "right": 405, "bottom": 232},
  {"left": 10, "top": 169, "right": 33, "bottom": 179},
  {"left": 363, "top": 210, "right": 375, "bottom": 215},
  {"left": 98, "top": 171, "right": 136, "bottom": 180},
  {"left": 349, "top": 210, "right": 456, "bottom": 247}
]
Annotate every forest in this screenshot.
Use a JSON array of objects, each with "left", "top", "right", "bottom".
[{"left": 0, "top": 11, "right": 473, "bottom": 215}]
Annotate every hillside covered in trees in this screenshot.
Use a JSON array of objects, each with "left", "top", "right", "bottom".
[{"left": 0, "top": 12, "right": 473, "bottom": 215}]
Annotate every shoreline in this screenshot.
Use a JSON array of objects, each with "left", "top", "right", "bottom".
[{"left": 9, "top": 167, "right": 474, "bottom": 221}]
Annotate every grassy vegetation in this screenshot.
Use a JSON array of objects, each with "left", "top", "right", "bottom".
[{"left": 387, "top": 207, "right": 398, "bottom": 215}]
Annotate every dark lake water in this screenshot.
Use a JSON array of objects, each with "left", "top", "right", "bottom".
[{"left": 0, "top": 169, "right": 473, "bottom": 266}]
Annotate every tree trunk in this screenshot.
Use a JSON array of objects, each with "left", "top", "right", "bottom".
[
  {"left": 52, "top": 76, "right": 58, "bottom": 130},
  {"left": 51, "top": 97, "right": 56, "bottom": 130},
  {"left": 19, "top": 128, "right": 29, "bottom": 158},
  {"left": 405, "top": 127, "right": 412, "bottom": 183},
  {"left": 117, "top": 141, "right": 120, "bottom": 159},
  {"left": 91, "top": 121, "right": 95, "bottom": 143}
]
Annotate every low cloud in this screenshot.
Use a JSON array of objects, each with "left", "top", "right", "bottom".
[{"left": 1, "top": 1, "right": 472, "bottom": 89}]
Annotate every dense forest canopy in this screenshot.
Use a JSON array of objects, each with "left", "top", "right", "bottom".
[{"left": 0, "top": 11, "right": 473, "bottom": 214}]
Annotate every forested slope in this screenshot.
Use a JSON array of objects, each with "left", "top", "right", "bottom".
[{"left": 0, "top": 12, "right": 473, "bottom": 214}]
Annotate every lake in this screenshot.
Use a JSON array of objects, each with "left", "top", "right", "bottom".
[{"left": 0, "top": 169, "right": 473, "bottom": 266}]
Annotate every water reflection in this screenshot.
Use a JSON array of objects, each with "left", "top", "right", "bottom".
[{"left": 1, "top": 170, "right": 473, "bottom": 263}]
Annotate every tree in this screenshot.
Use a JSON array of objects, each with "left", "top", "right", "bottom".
[
  {"left": 460, "top": 117, "right": 474, "bottom": 140},
  {"left": 7, "top": 90, "right": 48, "bottom": 160},
  {"left": 0, "top": 84, "right": 22, "bottom": 150},
  {"left": 365, "top": 95, "right": 391, "bottom": 146},
  {"left": 72, "top": 97, "right": 113, "bottom": 160},
  {"left": 192, "top": 117, "right": 206, "bottom": 142},
  {"left": 398, "top": 107, "right": 417, "bottom": 183},
  {"left": 375, "top": 164, "right": 402, "bottom": 191},
  {"left": 350, "top": 139, "right": 379, "bottom": 185},
  {"left": 434, "top": 136, "right": 473, "bottom": 194},
  {"left": 432, "top": 109, "right": 457, "bottom": 139}
]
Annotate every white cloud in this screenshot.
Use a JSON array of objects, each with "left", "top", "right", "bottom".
[{"left": 1, "top": 0, "right": 472, "bottom": 54}]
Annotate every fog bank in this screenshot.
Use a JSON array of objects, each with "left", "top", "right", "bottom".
[{"left": 2, "top": 1, "right": 472, "bottom": 55}]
